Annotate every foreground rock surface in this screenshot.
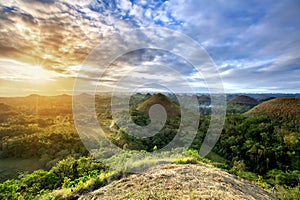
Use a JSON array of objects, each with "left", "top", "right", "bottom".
[{"left": 80, "top": 164, "right": 278, "bottom": 200}]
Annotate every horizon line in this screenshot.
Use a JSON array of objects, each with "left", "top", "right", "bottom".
[{"left": 1, "top": 92, "right": 300, "bottom": 98}]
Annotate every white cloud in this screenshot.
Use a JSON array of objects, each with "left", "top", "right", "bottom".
[{"left": 0, "top": 58, "right": 59, "bottom": 81}]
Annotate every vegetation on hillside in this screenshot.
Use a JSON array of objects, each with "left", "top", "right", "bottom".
[
  {"left": 0, "top": 157, "right": 114, "bottom": 199},
  {"left": 0, "top": 94, "right": 299, "bottom": 199}
]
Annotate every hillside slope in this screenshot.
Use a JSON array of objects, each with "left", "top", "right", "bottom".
[
  {"left": 228, "top": 95, "right": 258, "bottom": 105},
  {"left": 80, "top": 164, "right": 277, "bottom": 200},
  {"left": 246, "top": 97, "right": 300, "bottom": 119}
]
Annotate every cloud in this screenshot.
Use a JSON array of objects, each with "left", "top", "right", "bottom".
[
  {"left": 0, "top": 0, "right": 118, "bottom": 73},
  {"left": 0, "top": 0, "right": 299, "bottom": 95},
  {"left": 0, "top": 58, "right": 60, "bottom": 81},
  {"left": 161, "top": 0, "right": 300, "bottom": 93}
]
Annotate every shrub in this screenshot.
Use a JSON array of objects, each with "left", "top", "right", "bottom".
[{"left": 232, "top": 160, "right": 246, "bottom": 172}]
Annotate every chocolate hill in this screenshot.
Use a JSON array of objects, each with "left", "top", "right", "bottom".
[
  {"left": 246, "top": 97, "right": 300, "bottom": 119},
  {"left": 228, "top": 95, "right": 258, "bottom": 105},
  {"left": 198, "top": 95, "right": 211, "bottom": 105},
  {"left": 137, "top": 93, "right": 180, "bottom": 117}
]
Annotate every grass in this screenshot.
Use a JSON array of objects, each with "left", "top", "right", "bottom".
[{"left": 80, "top": 164, "right": 278, "bottom": 200}]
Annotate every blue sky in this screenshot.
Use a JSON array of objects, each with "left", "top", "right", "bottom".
[{"left": 0, "top": 0, "right": 299, "bottom": 95}]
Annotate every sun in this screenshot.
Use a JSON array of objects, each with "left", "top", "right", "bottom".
[{"left": 29, "top": 66, "right": 56, "bottom": 83}]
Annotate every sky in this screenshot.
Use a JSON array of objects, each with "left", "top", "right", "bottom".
[{"left": 0, "top": 0, "right": 300, "bottom": 96}]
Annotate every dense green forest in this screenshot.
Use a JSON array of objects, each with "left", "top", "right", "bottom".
[{"left": 0, "top": 94, "right": 299, "bottom": 199}]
